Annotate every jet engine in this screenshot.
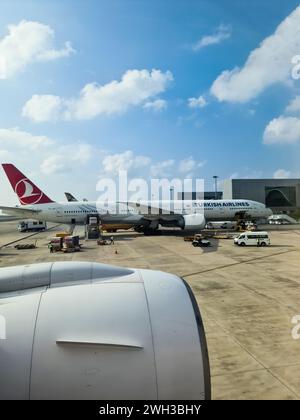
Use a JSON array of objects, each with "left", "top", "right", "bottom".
[
  {"left": 181, "top": 213, "right": 206, "bottom": 230},
  {"left": 0, "top": 261, "right": 210, "bottom": 400}
]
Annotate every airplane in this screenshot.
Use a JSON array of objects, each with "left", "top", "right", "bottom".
[
  {"left": 1, "top": 163, "right": 272, "bottom": 234},
  {"left": 65, "top": 192, "right": 78, "bottom": 202},
  {"left": 1, "top": 163, "right": 142, "bottom": 228},
  {"left": 65, "top": 192, "right": 88, "bottom": 202},
  {"left": 64, "top": 191, "right": 133, "bottom": 232}
]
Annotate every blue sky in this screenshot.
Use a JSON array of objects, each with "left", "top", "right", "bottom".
[{"left": 0, "top": 0, "right": 300, "bottom": 204}]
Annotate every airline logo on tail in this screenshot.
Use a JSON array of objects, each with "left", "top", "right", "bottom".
[
  {"left": 15, "top": 178, "right": 44, "bottom": 205},
  {"left": 2, "top": 164, "right": 54, "bottom": 205}
]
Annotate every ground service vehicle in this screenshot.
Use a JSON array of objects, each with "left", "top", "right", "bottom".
[
  {"left": 234, "top": 231, "right": 270, "bottom": 246},
  {"left": 18, "top": 220, "right": 47, "bottom": 232},
  {"left": 192, "top": 238, "right": 211, "bottom": 247}
]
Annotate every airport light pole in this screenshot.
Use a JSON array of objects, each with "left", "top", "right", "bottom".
[{"left": 213, "top": 175, "right": 219, "bottom": 200}]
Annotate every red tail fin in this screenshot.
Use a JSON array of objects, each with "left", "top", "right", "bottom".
[{"left": 2, "top": 164, "right": 54, "bottom": 205}]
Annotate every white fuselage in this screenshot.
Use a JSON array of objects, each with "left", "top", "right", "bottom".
[{"left": 16, "top": 199, "right": 272, "bottom": 226}]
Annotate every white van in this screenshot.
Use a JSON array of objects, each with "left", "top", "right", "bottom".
[
  {"left": 234, "top": 231, "right": 270, "bottom": 247},
  {"left": 18, "top": 220, "right": 47, "bottom": 232}
]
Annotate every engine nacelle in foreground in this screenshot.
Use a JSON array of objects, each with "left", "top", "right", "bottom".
[
  {"left": 182, "top": 213, "right": 206, "bottom": 230},
  {"left": 0, "top": 261, "right": 210, "bottom": 400}
]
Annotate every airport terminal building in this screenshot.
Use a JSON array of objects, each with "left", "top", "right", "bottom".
[
  {"left": 178, "top": 191, "right": 223, "bottom": 200},
  {"left": 223, "top": 179, "right": 300, "bottom": 213}
]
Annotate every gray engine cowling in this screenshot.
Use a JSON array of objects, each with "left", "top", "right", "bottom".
[
  {"left": 0, "top": 261, "right": 210, "bottom": 400},
  {"left": 182, "top": 213, "right": 206, "bottom": 230}
]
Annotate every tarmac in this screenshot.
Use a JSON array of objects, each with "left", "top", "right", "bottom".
[{"left": 0, "top": 220, "right": 300, "bottom": 400}]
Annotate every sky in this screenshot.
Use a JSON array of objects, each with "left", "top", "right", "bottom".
[{"left": 0, "top": 0, "right": 300, "bottom": 205}]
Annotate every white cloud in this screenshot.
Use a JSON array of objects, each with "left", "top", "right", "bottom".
[
  {"left": 0, "top": 128, "right": 98, "bottom": 205},
  {"left": 225, "top": 169, "right": 264, "bottom": 181},
  {"left": 286, "top": 95, "right": 300, "bottom": 113},
  {"left": 37, "top": 41, "right": 75, "bottom": 61},
  {"left": 0, "top": 20, "right": 75, "bottom": 79},
  {"left": 211, "top": 6, "right": 300, "bottom": 102},
  {"left": 0, "top": 127, "right": 93, "bottom": 178},
  {"left": 101, "top": 150, "right": 151, "bottom": 176},
  {"left": 273, "top": 169, "right": 291, "bottom": 178},
  {"left": 150, "top": 159, "right": 175, "bottom": 177},
  {"left": 22, "top": 95, "right": 64, "bottom": 122},
  {"left": 179, "top": 157, "right": 206, "bottom": 174},
  {"left": 143, "top": 99, "right": 167, "bottom": 112},
  {"left": 40, "top": 144, "right": 93, "bottom": 175},
  {"left": 23, "top": 69, "right": 173, "bottom": 122},
  {"left": 263, "top": 116, "right": 300, "bottom": 144},
  {"left": 100, "top": 151, "right": 206, "bottom": 180},
  {"left": 193, "top": 24, "right": 231, "bottom": 51},
  {"left": 188, "top": 95, "right": 207, "bottom": 109},
  {"left": 0, "top": 127, "right": 53, "bottom": 149},
  {"left": 67, "top": 69, "right": 173, "bottom": 120}
]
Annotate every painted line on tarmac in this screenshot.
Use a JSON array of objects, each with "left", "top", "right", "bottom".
[
  {"left": 0, "top": 224, "right": 62, "bottom": 249},
  {"left": 182, "top": 248, "right": 297, "bottom": 278}
]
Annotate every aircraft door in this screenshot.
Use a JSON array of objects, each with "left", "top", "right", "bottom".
[{"left": 56, "top": 208, "right": 63, "bottom": 218}]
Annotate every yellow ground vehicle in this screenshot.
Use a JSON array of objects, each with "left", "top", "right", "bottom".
[{"left": 101, "top": 224, "right": 132, "bottom": 233}]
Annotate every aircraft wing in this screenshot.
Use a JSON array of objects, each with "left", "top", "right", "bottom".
[
  {"left": 0, "top": 206, "right": 41, "bottom": 218},
  {"left": 119, "top": 201, "right": 180, "bottom": 217},
  {"left": 119, "top": 201, "right": 160, "bottom": 214}
]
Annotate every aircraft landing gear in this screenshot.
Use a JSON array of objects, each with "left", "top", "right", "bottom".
[
  {"left": 134, "top": 221, "right": 159, "bottom": 235},
  {"left": 134, "top": 225, "right": 146, "bottom": 233},
  {"left": 143, "top": 228, "right": 160, "bottom": 236}
]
